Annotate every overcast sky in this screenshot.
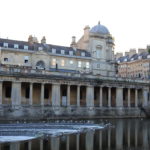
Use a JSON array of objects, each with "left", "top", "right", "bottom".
[{"left": 0, "top": 0, "right": 150, "bottom": 54}]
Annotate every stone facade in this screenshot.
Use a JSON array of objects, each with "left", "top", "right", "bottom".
[
  {"left": 116, "top": 49, "right": 150, "bottom": 79},
  {"left": 0, "top": 23, "right": 149, "bottom": 119}
]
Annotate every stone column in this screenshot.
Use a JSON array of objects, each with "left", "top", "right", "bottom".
[
  {"left": 128, "top": 88, "right": 131, "bottom": 107},
  {"left": 29, "top": 83, "right": 33, "bottom": 105},
  {"left": 142, "top": 88, "right": 148, "bottom": 107},
  {"left": 108, "top": 87, "right": 111, "bottom": 107},
  {"left": 135, "top": 89, "right": 138, "bottom": 107},
  {"left": 116, "top": 87, "right": 123, "bottom": 107},
  {"left": 77, "top": 85, "right": 80, "bottom": 107},
  {"left": 99, "top": 86, "right": 103, "bottom": 107},
  {"left": 41, "top": 83, "right": 44, "bottom": 106},
  {"left": 86, "top": 85, "right": 94, "bottom": 107},
  {"left": 0, "top": 81, "right": 2, "bottom": 105},
  {"left": 52, "top": 83, "right": 60, "bottom": 107},
  {"left": 67, "top": 85, "right": 70, "bottom": 107},
  {"left": 11, "top": 81, "right": 21, "bottom": 106}
]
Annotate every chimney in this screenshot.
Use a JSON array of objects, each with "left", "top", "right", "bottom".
[
  {"left": 28, "top": 35, "right": 38, "bottom": 44},
  {"left": 115, "top": 52, "right": 123, "bottom": 59},
  {"left": 84, "top": 25, "right": 90, "bottom": 41},
  {"left": 28, "top": 35, "right": 33, "bottom": 44},
  {"left": 70, "top": 36, "right": 77, "bottom": 48},
  {"left": 138, "top": 48, "right": 146, "bottom": 54},
  {"left": 41, "top": 36, "right": 46, "bottom": 44},
  {"left": 129, "top": 49, "right": 136, "bottom": 57},
  {"left": 125, "top": 51, "right": 129, "bottom": 56}
]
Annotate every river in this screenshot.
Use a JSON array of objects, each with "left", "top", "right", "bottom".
[{"left": 0, "top": 119, "right": 149, "bottom": 150}]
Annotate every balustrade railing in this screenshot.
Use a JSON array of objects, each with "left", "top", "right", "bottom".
[{"left": 0, "top": 65, "right": 149, "bottom": 83}]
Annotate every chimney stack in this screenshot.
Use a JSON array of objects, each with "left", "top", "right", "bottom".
[
  {"left": 41, "top": 36, "right": 46, "bottom": 44},
  {"left": 70, "top": 36, "right": 77, "bottom": 48}
]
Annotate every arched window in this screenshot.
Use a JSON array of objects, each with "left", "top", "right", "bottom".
[{"left": 36, "top": 60, "right": 45, "bottom": 69}]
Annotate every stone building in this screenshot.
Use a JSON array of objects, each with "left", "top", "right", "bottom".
[
  {"left": 116, "top": 49, "right": 150, "bottom": 79},
  {"left": 0, "top": 23, "right": 149, "bottom": 120}
]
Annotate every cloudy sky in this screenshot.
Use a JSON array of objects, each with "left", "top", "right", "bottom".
[{"left": 0, "top": 0, "right": 150, "bottom": 53}]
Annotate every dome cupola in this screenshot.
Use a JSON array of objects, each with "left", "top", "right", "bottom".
[{"left": 90, "top": 21, "right": 110, "bottom": 35}]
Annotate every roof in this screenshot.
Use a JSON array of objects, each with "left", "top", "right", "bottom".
[
  {"left": 116, "top": 52, "right": 150, "bottom": 63},
  {"left": 0, "top": 38, "right": 91, "bottom": 58},
  {"left": 90, "top": 22, "right": 110, "bottom": 35}
]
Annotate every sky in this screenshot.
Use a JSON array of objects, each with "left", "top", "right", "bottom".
[{"left": 0, "top": 0, "right": 150, "bottom": 54}]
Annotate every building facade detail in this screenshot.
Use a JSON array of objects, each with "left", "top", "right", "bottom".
[{"left": 0, "top": 23, "right": 149, "bottom": 119}]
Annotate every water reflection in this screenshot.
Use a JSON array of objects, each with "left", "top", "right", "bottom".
[{"left": 0, "top": 119, "right": 150, "bottom": 150}]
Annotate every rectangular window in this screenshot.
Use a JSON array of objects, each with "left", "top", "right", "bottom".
[
  {"left": 24, "top": 45, "right": 28, "bottom": 50},
  {"left": 4, "top": 58, "right": 8, "bottom": 62},
  {"left": 3, "top": 43, "right": 8, "bottom": 48},
  {"left": 86, "top": 62, "right": 90, "bottom": 68},
  {"left": 24, "top": 56, "right": 29, "bottom": 63},
  {"left": 61, "top": 60, "right": 65, "bottom": 66},
  {"left": 52, "top": 48, "right": 56, "bottom": 53},
  {"left": 97, "top": 64, "right": 100, "bottom": 68},
  {"left": 14, "top": 44, "right": 19, "bottom": 49},
  {"left": 69, "top": 51, "right": 73, "bottom": 56},
  {"left": 52, "top": 58, "right": 56, "bottom": 66},
  {"left": 70, "top": 60, "right": 73, "bottom": 65},
  {"left": 96, "top": 50, "right": 101, "bottom": 58},
  {"left": 24, "top": 60, "right": 28, "bottom": 63},
  {"left": 78, "top": 61, "right": 82, "bottom": 67},
  {"left": 38, "top": 47, "right": 43, "bottom": 51},
  {"left": 81, "top": 52, "right": 85, "bottom": 57},
  {"left": 61, "top": 50, "right": 65, "bottom": 55}
]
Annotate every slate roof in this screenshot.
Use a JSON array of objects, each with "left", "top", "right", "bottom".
[
  {"left": 117, "top": 52, "right": 150, "bottom": 63},
  {"left": 0, "top": 38, "right": 91, "bottom": 58}
]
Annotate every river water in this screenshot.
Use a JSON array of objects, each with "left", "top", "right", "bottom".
[{"left": 0, "top": 119, "right": 149, "bottom": 150}]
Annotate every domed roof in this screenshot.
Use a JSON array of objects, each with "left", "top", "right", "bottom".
[{"left": 90, "top": 22, "right": 110, "bottom": 34}]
